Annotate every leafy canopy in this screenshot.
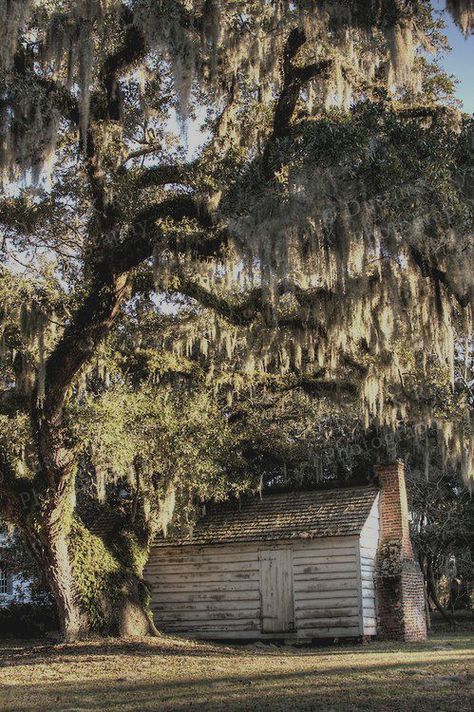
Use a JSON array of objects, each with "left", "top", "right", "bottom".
[{"left": 0, "top": 0, "right": 473, "bottom": 499}]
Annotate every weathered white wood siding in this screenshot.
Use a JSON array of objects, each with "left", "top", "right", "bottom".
[
  {"left": 291, "top": 536, "right": 362, "bottom": 638},
  {"left": 146, "top": 544, "right": 262, "bottom": 637},
  {"left": 358, "top": 494, "right": 380, "bottom": 636},
  {"left": 259, "top": 548, "right": 294, "bottom": 633},
  {"left": 146, "top": 534, "right": 364, "bottom": 639}
]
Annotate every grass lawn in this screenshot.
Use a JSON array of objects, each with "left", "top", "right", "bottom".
[{"left": 0, "top": 632, "right": 473, "bottom": 712}]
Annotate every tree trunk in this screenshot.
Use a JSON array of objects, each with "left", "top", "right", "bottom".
[
  {"left": 22, "top": 500, "right": 158, "bottom": 641},
  {"left": 2, "top": 257, "right": 159, "bottom": 639},
  {"left": 419, "top": 555, "right": 431, "bottom": 631},
  {"left": 28, "top": 528, "right": 88, "bottom": 641},
  {"left": 47, "top": 536, "right": 87, "bottom": 641},
  {"left": 25, "top": 520, "right": 158, "bottom": 640}
]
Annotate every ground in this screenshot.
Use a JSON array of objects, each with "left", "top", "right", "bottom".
[{"left": 0, "top": 632, "right": 473, "bottom": 711}]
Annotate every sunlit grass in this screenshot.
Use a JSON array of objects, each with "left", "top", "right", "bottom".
[{"left": 0, "top": 631, "right": 472, "bottom": 711}]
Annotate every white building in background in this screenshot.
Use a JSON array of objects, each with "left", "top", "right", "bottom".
[{"left": 0, "top": 529, "right": 31, "bottom": 607}]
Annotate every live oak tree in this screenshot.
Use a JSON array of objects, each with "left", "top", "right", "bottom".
[
  {"left": 0, "top": 0, "right": 473, "bottom": 640},
  {"left": 0, "top": 272, "right": 244, "bottom": 636}
]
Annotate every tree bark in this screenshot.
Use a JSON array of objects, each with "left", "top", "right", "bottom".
[
  {"left": 18, "top": 273, "right": 153, "bottom": 640},
  {"left": 47, "top": 535, "right": 85, "bottom": 641},
  {"left": 9, "top": 430, "right": 158, "bottom": 641},
  {"left": 28, "top": 529, "right": 87, "bottom": 641},
  {"left": 22, "top": 508, "right": 158, "bottom": 640}
]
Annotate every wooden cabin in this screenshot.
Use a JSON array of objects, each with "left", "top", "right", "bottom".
[{"left": 145, "top": 462, "right": 427, "bottom": 642}]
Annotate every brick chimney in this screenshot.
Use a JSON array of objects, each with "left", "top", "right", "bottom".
[
  {"left": 377, "top": 460, "right": 413, "bottom": 558},
  {"left": 375, "top": 461, "right": 427, "bottom": 642}
]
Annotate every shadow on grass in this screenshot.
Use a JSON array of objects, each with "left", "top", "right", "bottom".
[
  {"left": 0, "top": 631, "right": 472, "bottom": 669},
  {"left": 1, "top": 658, "right": 473, "bottom": 712},
  {"left": 0, "top": 638, "right": 242, "bottom": 667}
]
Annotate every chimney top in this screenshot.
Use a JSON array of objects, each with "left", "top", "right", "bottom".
[{"left": 375, "top": 461, "right": 413, "bottom": 559}]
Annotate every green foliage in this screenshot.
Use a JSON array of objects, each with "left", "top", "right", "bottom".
[
  {"left": 68, "top": 516, "right": 159, "bottom": 633},
  {"left": 0, "top": 413, "right": 35, "bottom": 479},
  {"left": 71, "top": 381, "right": 237, "bottom": 520},
  {"left": 114, "top": 529, "right": 149, "bottom": 578},
  {"left": 376, "top": 541, "right": 403, "bottom": 578},
  {"left": 68, "top": 519, "right": 124, "bottom": 633},
  {"left": 226, "top": 103, "right": 473, "bottom": 238}
]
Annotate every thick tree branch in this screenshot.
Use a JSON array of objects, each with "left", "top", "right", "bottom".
[
  {"left": 134, "top": 164, "right": 194, "bottom": 189},
  {"left": 113, "top": 195, "right": 220, "bottom": 272},
  {"left": 39, "top": 194, "right": 218, "bottom": 430},
  {"left": 10, "top": 46, "right": 80, "bottom": 126},
  {"left": 39, "top": 0, "right": 215, "bottom": 435},
  {"left": 410, "top": 246, "right": 470, "bottom": 308},
  {"left": 176, "top": 279, "right": 264, "bottom": 326},
  {"left": 271, "top": 28, "right": 332, "bottom": 141},
  {"left": 31, "top": 189, "right": 226, "bottom": 498},
  {"left": 174, "top": 273, "right": 381, "bottom": 332},
  {"left": 99, "top": 6, "right": 147, "bottom": 122},
  {"left": 289, "top": 376, "right": 358, "bottom": 398}
]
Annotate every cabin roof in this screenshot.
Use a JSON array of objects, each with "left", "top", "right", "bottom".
[{"left": 155, "top": 485, "right": 379, "bottom": 547}]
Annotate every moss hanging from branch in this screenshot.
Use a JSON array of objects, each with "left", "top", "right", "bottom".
[
  {"left": 446, "top": 0, "right": 474, "bottom": 35},
  {"left": 0, "top": 0, "right": 34, "bottom": 70}
]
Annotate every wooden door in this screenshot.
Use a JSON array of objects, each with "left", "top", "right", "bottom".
[{"left": 259, "top": 549, "right": 295, "bottom": 633}]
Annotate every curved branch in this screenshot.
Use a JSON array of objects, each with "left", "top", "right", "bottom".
[
  {"left": 174, "top": 275, "right": 380, "bottom": 331},
  {"left": 134, "top": 164, "right": 194, "bottom": 189},
  {"left": 39, "top": 194, "right": 219, "bottom": 426},
  {"left": 410, "top": 246, "right": 470, "bottom": 308},
  {"left": 271, "top": 28, "right": 332, "bottom": 141},
  {"left": 99, "top": 6, "right": 147, "bottom": 122},
  {"left": 120, "top": 145, "right": 164, "bottom": 167},
  {"left": 176, "top": 278, "right": 264, "bottom": 326}
]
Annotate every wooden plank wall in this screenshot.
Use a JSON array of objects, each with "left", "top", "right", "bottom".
[
  {"left": 146, "top": 534, "right": 363, "bottom": 639},
  {"left": 146, "top": 544, "right": 262, "bottom": 636},
  {"left": 291, "top": 536, "right": 362, "bottom": 638},
  {"left": 259, "top": 548, "right": 294, "bottom": 633},
  {"left": 358, "top": 494, "right": 380, "bottom": 636}
]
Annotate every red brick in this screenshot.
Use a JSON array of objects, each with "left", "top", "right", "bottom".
[{"left": 374, "top": 461, "right": 427, "bottom": 642}]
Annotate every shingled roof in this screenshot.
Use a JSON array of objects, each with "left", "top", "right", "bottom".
[{"left": 155, "top": 485, "right": 379, "bottom": 547}]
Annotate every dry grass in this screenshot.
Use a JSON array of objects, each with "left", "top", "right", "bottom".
[{"left": 0, "top": 632, "right": 473, "bottom": 711}]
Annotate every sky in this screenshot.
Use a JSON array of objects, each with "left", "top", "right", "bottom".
[{"left": 435, "top": 1, "right": 474, "bottom": 113}]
